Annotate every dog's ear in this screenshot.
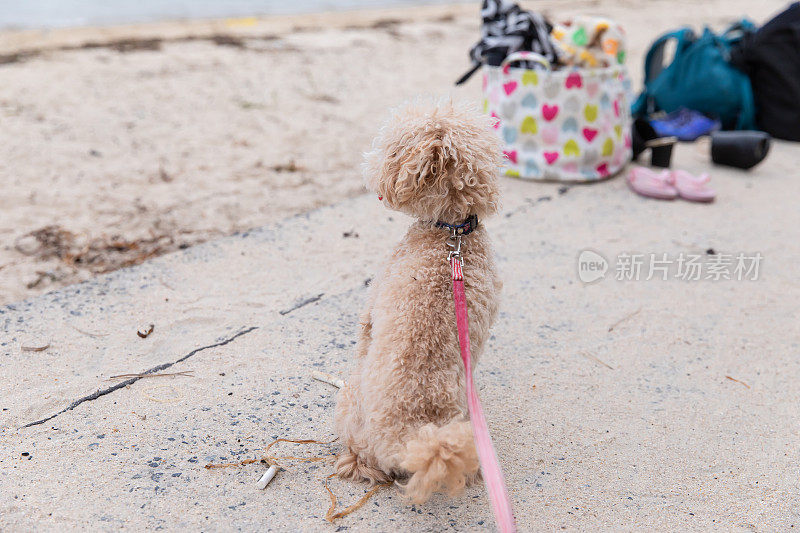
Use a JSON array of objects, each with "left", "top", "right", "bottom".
[
  {"left": 395, "top": 142, "right": 449, "bottom": 202},
  {"left": 365, "top": 134, "right": 446, "bottom": 208}
]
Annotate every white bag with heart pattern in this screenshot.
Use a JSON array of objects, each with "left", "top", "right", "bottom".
[{"left": 483, "top": 51, "right": 633, "bottom": 181}]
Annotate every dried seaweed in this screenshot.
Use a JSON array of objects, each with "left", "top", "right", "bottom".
[
  {"left": 324, "top": 473, "right": 392, "bottom": 522},
  {"left": 14, "top": 225, "right": 176, "bottom": 275}
]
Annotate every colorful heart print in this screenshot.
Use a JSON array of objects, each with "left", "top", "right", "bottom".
[
  {"left": 502, "top": 101, "right": 517, "bottom": 119},
  {"left": 602, "top": 138, "right": 614, "bottom": 156},
  {"left": 544, "top": 152, "right": 560, "bottom": 165},
  {"left": 562, "top": 117, "right": 579, "bottom": 133},
  {"left": 603, "top": 38, "right": 620, "bottom": 56},
  {"left": 521, "top": 93, "right": 538, "bottom": 109},
  {"left": 583, "top": 148, "right": 600, "bottom": 165},
  {"left": 542, "top": 125, "right": 559, "bottom": 145},
  {"left": 522, "top": 71, "right": 539, "bottom": 86},
  {"left": 572, "top": 27, "right": 588, "bottom": 46},
  {"left": 520, "top": 116, "right": 538, "bottom": 134},
  {"left": 564, "top": 139, "right": 580, "bottom": 157},
  {"left": 542, "top": 104, "right": 559, "bottom": 121},
  {"left": 503, "top": 81, "right": 518, "bottom": 96},
  {"left": 565, "top": 72, "right": 583, "bottom": 89},
  {"left": 544, "top": 78, "right": 561, "bottom": 98},
  {"left": 491, "top": 112, "right": 500, "bottom": 129},
  {"left": 525, "top": 159, "right": 540, "bottom": 175},
  {"left": 486, "top": 62, "right": 631, "bottom": 181},
  {"left": 564, "top": 95, "right": 581, "bottom": 113},
  {"left": 503, "top": 126, "right": 518, "bottom": 144}
]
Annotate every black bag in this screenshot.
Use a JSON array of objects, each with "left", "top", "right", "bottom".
[{"left": 731, "top": 2, "right": 800, "bottom": 141}]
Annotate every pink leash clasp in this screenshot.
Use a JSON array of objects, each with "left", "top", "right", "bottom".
[{"left": 448, "top": 233, "right": 517, "bottom": 533}]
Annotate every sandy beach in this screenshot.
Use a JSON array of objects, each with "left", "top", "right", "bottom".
[
  {"left": 0, "top": 0, "right": 787, "bottom": 304},
  {"left": 2, "top": 1, "right": 799, "bottom": 530}
]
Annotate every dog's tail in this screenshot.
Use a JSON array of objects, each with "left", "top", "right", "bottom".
[{"left": 399, "top": 419, "right": 479, "bottom": 504}]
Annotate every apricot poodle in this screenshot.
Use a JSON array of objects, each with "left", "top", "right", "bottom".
[{"left": 334, "top": 99, "right": 504, "bottom": 503}]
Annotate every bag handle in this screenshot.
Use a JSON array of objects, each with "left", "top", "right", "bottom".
[
  {"left": 641, "top": 28, "right": 694, "bottom": 84},
  {"left": 722, "top": 19, "right": 757, "bottom": 45},
  {"left": 500, "top": 51, "right": 551, "bottom": 71},
  {"left": 632, "top": 28, "right": 694, "bottom": 117}
]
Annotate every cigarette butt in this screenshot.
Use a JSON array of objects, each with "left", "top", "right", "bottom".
[
  {"left": 256, "top": 464, "right": 279, "bottom": 489},
  {"left": 311, "top": 371, "right": 344, "bottom": 389}
]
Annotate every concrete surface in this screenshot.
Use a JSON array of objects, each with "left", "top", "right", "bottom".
[{"left": 1, "top": 140, "right": 799, "bottom": 531}]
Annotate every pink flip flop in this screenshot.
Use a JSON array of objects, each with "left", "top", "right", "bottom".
[
  {"left": 669, "top": 170, "right": 716, "bottom": 202},
  {"left": 627, "top": 166, "right": 678, "bottom": 200}
]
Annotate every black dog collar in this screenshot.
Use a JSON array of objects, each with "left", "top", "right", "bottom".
[{"left": 434, "top": 215, "right": 479, "bottom": 236}]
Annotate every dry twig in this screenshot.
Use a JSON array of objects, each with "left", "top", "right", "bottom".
[
  {"left": 608, "top": 307, "right": 642, "bottom": 332},
  {"left": 108, "top": 370, "right": 194, "bottom": 381},
  {"left": 725, "top": 375, "right": 751, "bottom": 389},
  {"left": 68, "top": 323, "right": 110, "bottom": 338},
  {"left": 312, "top": 371, "right": 345, "bottom": 389},
  {"left": 580, "top": 351, "right": 614, "bottom": 370},
  {"left": 21, "top": 342, "right": 50, "bottom": 352}
]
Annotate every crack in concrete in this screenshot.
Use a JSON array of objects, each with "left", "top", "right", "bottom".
[
  {"left": 21, "top": 326, "right": 258, "bottom": 428},
  {"left": 279, "top": 293, "right": 324, "bottom": 315}
]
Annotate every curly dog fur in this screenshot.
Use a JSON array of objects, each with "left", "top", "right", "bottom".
[{"left": 334, "top": 99, "right": 503, "bottom": 504}]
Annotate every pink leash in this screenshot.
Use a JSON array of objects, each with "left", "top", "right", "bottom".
[{"left": 450, "top": 250, "right": 517, "bottom": 532}]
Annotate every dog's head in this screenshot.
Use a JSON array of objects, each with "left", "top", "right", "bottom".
[{"left": 364, "top": 100, "right": 502, "bottom": 223}]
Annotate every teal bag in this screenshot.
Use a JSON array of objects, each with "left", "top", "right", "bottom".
[{"left": 632, "top": 21, "right": 757, "bottom": 130}]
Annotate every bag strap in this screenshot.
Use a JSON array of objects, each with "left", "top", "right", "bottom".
[
  {"left": 500, "top": 51, "right": 552, "bottom": 70},
  {"left": 632, "top": 28, "right": 694, "bottom": 117},
  {"left": 722, "top": 19, "right": 757, "bottom": 45},
  {"left": 642, "top": 28, "right": 694, "bottom": 85},
  {"left": 455, "top": 51, "right": 552, "bottom": 86}
]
